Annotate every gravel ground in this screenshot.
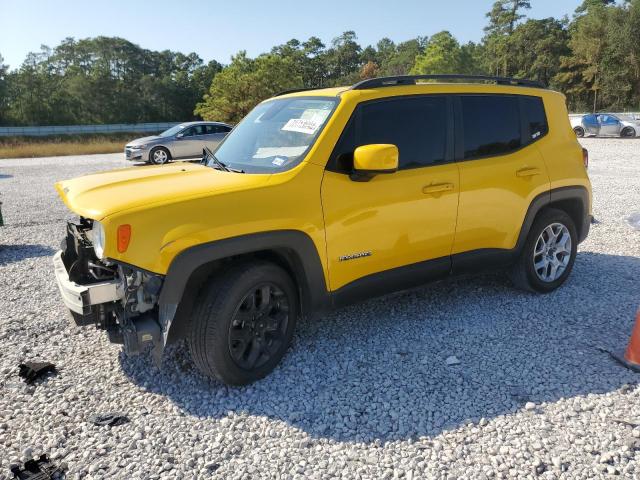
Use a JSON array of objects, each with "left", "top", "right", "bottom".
[{"left": 0, "top": 139, "right": 639, "bottom": 479}]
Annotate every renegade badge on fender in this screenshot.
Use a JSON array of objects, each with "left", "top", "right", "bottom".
[{"left": 54, "top": 75, "right": 592, "bottom": 386}]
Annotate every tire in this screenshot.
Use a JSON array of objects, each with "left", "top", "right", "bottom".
[
  {"left": 188, "top": 261, "right": 299, "bottom": 385},
  {"left": 149, "top": 147, "right": 171, "bottom": 165},
  {"left": 573, "top": 126, "right": 585, "bottom": 138},
  {"left": 510, "top": 208, "right": 578, "bottom": 293},
  {"left": 621, "top": 127, "right": 636, "bottom": 138}
]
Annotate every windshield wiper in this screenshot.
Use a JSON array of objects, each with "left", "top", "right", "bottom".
[
  {"left": 203, "top": 147, "right": 244, "bottom": 173},
  {"left": 209, "top": 153, "right": 230, "bottom": 172}
]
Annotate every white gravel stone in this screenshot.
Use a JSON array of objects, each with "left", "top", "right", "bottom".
[
  {"left": 0, "top": 139, "right": 639, "bottom": 479},
  {"left": 445, "top": 356, "right": 461, "bottom": 366}
]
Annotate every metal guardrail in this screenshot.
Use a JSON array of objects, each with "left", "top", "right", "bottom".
[{"left": 0, "top": 122, "right": 181, "bottom": 137}]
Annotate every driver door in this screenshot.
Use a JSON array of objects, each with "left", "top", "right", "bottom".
[
  {"left": 174, "top": 125, "right": 206, "bottom": 158},
  {"left": 321, "top": 95, "right": 459, "bottom": 298}
]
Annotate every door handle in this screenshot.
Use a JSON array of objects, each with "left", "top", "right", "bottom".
[
  {"left": 422, "top": 183, "right": 454, "bottom": 194},
  {"left": 516, "top": 167, "right": 541, "bottom": 177}
]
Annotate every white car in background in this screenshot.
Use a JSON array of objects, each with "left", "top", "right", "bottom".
[{"left": 570, "top": 113, "right": 640, "bottom": 138}]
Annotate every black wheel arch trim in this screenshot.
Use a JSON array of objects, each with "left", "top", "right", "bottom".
[
  {"left": 452, "top": 185, "right": 590, "bottom": 274},
  {"left": 158, "top": 230, "right": 330, "bottom": 330}
]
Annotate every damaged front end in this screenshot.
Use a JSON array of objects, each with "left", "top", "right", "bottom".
[{"left": 53, "top": 218, "right": 165, "bottom": 362}]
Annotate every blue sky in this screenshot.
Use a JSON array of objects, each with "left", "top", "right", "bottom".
[{"left": 0, "top": 0, "right": 583, "bottom": 70}]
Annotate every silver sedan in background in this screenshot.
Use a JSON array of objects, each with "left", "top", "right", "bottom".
[{"left": 125, "top": 121, "right": 233, "bottom": 164}]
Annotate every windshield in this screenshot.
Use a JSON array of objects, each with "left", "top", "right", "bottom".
[
  {"left": 617, "top": 114, "right": 635, "bottom": 122},
  {"left": 159, "top": 124, "right": 186, "bottom": 137},
  {"left": 210, "top": 97, "right": 338, "bottom": 173}
]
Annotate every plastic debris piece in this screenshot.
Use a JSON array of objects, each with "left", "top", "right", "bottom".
[
  {"left": 88, "top": 412, "right": 130, "bottom": 427},
  {"left": 18, "top": 362, "right": 57, "bottom": 384},
  {"left": 10, "top": 454, "right": 65, "bottom": 479}
]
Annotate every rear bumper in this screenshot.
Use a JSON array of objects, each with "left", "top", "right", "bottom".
[{"left": 53, "top": 251, "right": 123, "bottom": 315}]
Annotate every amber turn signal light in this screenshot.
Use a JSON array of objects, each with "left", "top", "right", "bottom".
[{"left": 117, "top": 224, "right": 132, "bottom": 253}]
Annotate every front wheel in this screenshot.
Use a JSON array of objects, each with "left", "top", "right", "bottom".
[
  {"left": 621, "top": 127, "right": 636, "bottom": 138},
  {"left": 149, "top": 147, "right": 170, "bottom": 165},
  {"left": 510, "top": 208, "right": 578, "bottom": 293},
  {"left": 188, "top": 261, "right": 298, "bottom": 385}
]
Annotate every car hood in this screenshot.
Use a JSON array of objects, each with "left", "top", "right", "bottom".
[
  {"left": 126, "top": 135, "right": 162, "bottom": 146},
  {"left": 55, "top": 163, "right": 270, "bottom": 220}
]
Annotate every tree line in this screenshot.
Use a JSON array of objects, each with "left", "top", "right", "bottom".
[{"left": 1, "top": 0, "right": 639, "bottom": 126}]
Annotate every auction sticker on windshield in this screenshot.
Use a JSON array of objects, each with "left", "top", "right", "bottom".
[
  {"left": 282, "top": 118, "right": 322, "bottom": 135},
  {"left": 281, "top": 109, "right": 330, "bottom": 135}
]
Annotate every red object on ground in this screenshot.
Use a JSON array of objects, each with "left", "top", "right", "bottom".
[{"left": 624, "top": 310, "right": 640, "bottom": 366}]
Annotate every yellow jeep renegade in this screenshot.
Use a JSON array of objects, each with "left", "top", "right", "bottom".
[{"left": 54, "top": 75, "right": 592, "bottom": 385}]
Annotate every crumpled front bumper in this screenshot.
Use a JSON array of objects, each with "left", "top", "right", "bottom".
[{"left": 52, "top": 251, "right": 123, "bottom": 315}]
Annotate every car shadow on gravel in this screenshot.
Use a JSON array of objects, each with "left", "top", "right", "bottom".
[
  {"left": 0, "top": 244, "right": 56, "bottom": 265},
  {"left": 119, "top": 251, "right": 640, "bottom": 443}
]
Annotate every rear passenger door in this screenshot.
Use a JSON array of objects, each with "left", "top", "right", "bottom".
[
  {"left": 451, "top": 95, "right": 550, "bottom": 260},
  {"left": 321, "top": 95, "right": 460, "bottom": 295}
]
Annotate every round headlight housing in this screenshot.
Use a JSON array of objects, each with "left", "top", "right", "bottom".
[{"left": 91, "top": 221, "right": 106, "bottom": 259}]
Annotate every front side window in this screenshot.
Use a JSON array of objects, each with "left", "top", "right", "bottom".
[
  {"left": 211, "top": 97, "right": 338, "bottom": 173},
  {"left": 462, "top": 95, "right": 521, "bottom": 159},
  {"left": 330, "top": 96, "right": 448, "bottom": 172},
  {"left": 598, "top": 114, "right": 619, "bottom": 125},
  {"left": 159, "top": 124, "right": 187, "bottom": 137}
]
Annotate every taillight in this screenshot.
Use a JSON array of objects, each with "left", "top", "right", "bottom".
[
  {"left": 582, "top": 148, "right": 589, "bottom": 169},
  {"left": 117, "top": 224, "right": 132, "bottom": 253}
]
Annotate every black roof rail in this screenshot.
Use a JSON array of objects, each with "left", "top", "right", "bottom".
[
  {"left": 274, "top": 87, "right": 322, "bottom": 97},
  {"left": 351, "top": 74, "right": 546, "bottom": 90}
]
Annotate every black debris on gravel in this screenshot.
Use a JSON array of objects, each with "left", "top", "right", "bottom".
[
  {"left": 17, "top": 362, "right": 57, "bottom": 384},
  {"left": 88, "top": 412, "right": 130, "bottom": 427},
  {"left": 9, "top": 454, "right": 65, "bottom": 479}
]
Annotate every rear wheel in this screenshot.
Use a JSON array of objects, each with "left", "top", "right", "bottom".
[
  {"left": 573, "top": 126, "right": 585, "bottom": 138},
  {"left": 621, "top": 127, "right": 636, "bottom": 138},
  {"left": 150, "top": 147, "right": 170, "bottom": 165},
  {"left": 188, "top": 261, "right": 298, "bottom": 385},
  {"left": 510, "top": 208, "right": 578, "bottom": 293}
]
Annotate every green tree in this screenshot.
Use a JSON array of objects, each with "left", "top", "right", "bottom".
[
  {"left": 195, "top": 52, "right": 303, "bottom": 123},
  {"left": 378, "top": 38, "right": 426, "bottom": 76},
  {"left": 508, "top": 18, "right": 570, "bottom": 86},
  {"left": 325, "top": 31, "right": 362, "bottom": 85},
  {"left": 411, "top": 32, "right": 479, "bottom": 75},
  {"left": 483, "top": 0, "right": 531, "bottom": 76},
  {"left": 2, "top": 36, "right": 219, "bottom": 126},
  {"left": 555, "top": 1, "right": 613, "bottom": 111}
]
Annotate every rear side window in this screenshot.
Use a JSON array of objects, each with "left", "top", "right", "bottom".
[
  {"left": 205, "top": 124, "right": 230, "bottom": 134},
  {"left": 330, "top": 96, "right": 447, "bottom": 171},
  {"left": 522, "top": 96, "right": 548, "bottom": 141},
  {"left": 461, "top": 95, "right": 521, "bottom": 159}
]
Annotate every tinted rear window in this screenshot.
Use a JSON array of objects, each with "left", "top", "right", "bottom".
[
  {"left": 462, "top": 95, "right": 521, "bottom": 159},
  {"left": 522, "top": 96, "right": 548, "bottom": 141},
  {"left": 331, "top": 96, "right": 447, "bottom": 171}
]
